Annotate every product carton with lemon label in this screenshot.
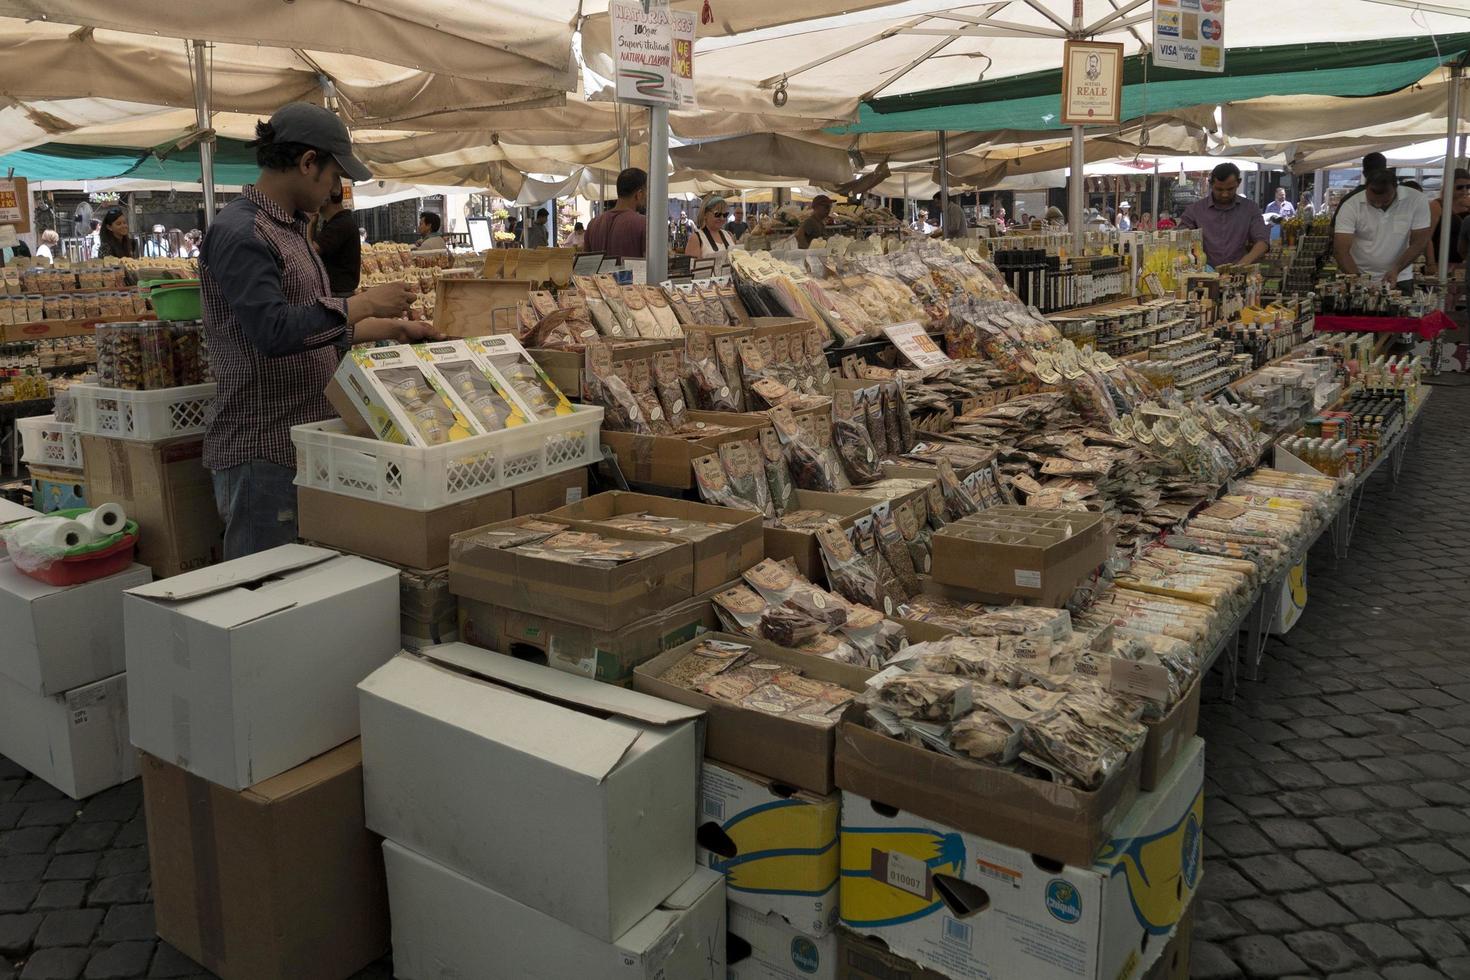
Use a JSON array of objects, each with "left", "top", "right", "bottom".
[
  {"left": 333, "top": 344, "right": 485, "bottom": 447},
  {"left": 697, "top": 759, "right": 840, "bottom": 938},
  {"left": 411, "top": 340, "right": 531, "bottom": 433},
  {"left": 839, "top": 738, "right": 1204, "bottom": 980}
]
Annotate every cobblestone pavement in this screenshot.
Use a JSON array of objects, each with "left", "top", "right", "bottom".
[
  {"left": 1194, "top": 382, "right": 1470, "bottom": 980},
  {"left": 1, "top": 389, "right": 1467, "bottom": 980}
]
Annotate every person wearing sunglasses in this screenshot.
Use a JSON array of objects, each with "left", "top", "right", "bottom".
[
  {"left": 685, "top": 195, "right": 738, "bottom": 259},
  {"left": 1428, "top": 168, "right": 1470, "bottom": 270}
]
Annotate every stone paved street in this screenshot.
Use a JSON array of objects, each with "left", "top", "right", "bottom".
[
  {"left": 0, "top": 387, "right": 1467, "bottom": 980},
  {"left": 1195, "top": 381, "right": 1470, "bottom": 980}
]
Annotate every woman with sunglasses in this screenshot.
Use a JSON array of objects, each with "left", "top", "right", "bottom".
[{"left": 685, "top": 195, "right": 737, "bottom": 259}]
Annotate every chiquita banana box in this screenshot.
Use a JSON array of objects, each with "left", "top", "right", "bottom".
[
  {"left": 697, "top": 760, "right": 840, "bottom": 938},
  {"left": 839, "top": 738, "right": 1204, "bottom": 980},
  {"left": 727, "top": 901, "right": 838, "bottom": 980},
  {"left": 333, "top": 344, "right": 483, "bottom": 447}
]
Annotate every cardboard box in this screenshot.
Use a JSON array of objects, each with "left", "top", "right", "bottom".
[
  {"left": 930, "top": 507, "right": 1112, "bottom": 607},
  {"left": 298, "top": 468, "right": 590, "bottom": 572},
  {"left": 1141, "top": 677, "right": 1201, "bottom": 792},
  {"left": 433, "top": 277, "right": 532, "bottom": 338},
  {"left": 699, "top": 759, "right": 840, "bottom": 937},
  {"left": 549, "top": 491, "right": 763, "bottom": 593},
  {"left": 411, "top": 338, "right": 534, "bottom": 431},
  {"left": 463, "top": 334, "right": 576, "bottom": 421},
  {"left": 600, "top": 411, "right": 767, "bottom": 489},
  {"left": 837, "top": 932, "right": 949, "bottom": 980},
  {"left": 835, "top": 705, "right": 1141, "bottom": 868},
  {"left": 359, "top": 645, "right": 702, "bottom": 941},
  {"left": 0, "top": 671, "right": 135, "bottom": 799},
  {"left": 635, "top": 633, "right": 872, "bottom": 795},
  {"left": 729, "top": 904, "right": 838, "bottom": 980},
  {"left": 449, "top": 515, "right": 694, "bottom": 631},
  {"left": 383, "top": 842, "right": 726, "bottom": 980},
  {"left": 399, "top": 565, "right": 457, "bottom": 650},
  {"left": 458, "top": 587, "right": 720, "bottom": 685},
  {"left": 1146, "top": 901, "right": 1193, "bottom": 980},
  {"left": 0, "top": 560, "right": 151, "bottom": 695},
  {"left": 765, "top": 491, "right": 882, "bottom": 584},
  {"left": 141, "top": 741, "right": 389, "bottom": 980},
  {"left": 838, "top": 739, "right": 1204, "bottom": 980},
  {"left": 80, "top": 434, "right": 222, "bottom": 578},
  {"left": 123, "top": 544, "right": 400, "bottom": 791}
]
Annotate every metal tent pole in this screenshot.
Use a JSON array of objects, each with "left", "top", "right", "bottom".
[
  {"left": 903, "top": 173, "right": 910, "bottom": 227},
  {"left": 939, "top": 131, "right": 951, "bottom": 235},
  {"left": 191, "top": 40, "right": 216, "bottom": 228},
  {"left": 1437, "top": 66, "right": 1462, "bottom": 295},
  {"left": 1070, "top": 127, "right": 1085, "bottom": 251},
  {"left": 647, "top": 103, "right": 670, "bottom": 283}
]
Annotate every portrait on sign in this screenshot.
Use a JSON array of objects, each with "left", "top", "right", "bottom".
[{"left": 1061, "top": 41, "right": 1124, "bottom": 126}]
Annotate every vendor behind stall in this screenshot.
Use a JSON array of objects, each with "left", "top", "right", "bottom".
[
  {"left": 796, "top": 195, "right": 833, "bottom": 249},
  {"left": 1177, "top": 163, "right": 1269, "bottom": 268},
  {"left": 201, "top": 101, "right": 438, "bottom": 560},
  {"left": 1333, "top": 166, "right": 1431, "bottom": 288}
]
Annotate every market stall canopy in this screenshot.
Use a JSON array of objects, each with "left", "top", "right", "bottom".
[
  {"left": 585, "top": 0, "right": 1468, "bottom": 128},
  {"left": 849, "top": 33, "right": 1470, "bottom": 134}
]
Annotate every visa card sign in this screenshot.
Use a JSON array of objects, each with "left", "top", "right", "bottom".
[{"left": 1153, "top": 0, "right": 1225, "bottom": 73}]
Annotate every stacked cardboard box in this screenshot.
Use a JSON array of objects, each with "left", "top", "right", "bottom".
[
  {"left": 80, "top": 434, "right": 222, "bottom": 578},
  {"left": 449, "top": 491, "right": 761, "bottom": 682},
  {"left": 359, "top": 644, "right": 726, "bottom": 978},
  {"left": 0, "top": 558, "right": 151, "bottom": 797},
  {"left": 299, "top": 466, "right": 589, "bottom": 650},
  {"left": 122, "top": 544, "right": 401, "bottom": 979}
]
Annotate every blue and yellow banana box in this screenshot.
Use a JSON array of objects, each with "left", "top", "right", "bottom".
[
  {"left": 28, "top": 466, "right": 86, "bottom": 514},
  {"left": 698, "top": 759, "right": 841, "bottom": 938},
  {"left": 728, "top": 903, "right": 839, "bottom": 980},
  {"left": 839, "top": 738, "right": 1204, "bottom": 980}
]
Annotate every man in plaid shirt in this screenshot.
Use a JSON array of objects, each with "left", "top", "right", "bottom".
[{"left": 202, "top": 102, "right": 439, "bottom": 559}]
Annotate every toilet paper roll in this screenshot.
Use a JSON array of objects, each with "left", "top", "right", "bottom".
[
  {"left": 78, "top": 503, "right": 127, "bottom": 538},
  {"left": 13, "top": 517, "right": 92, "bottom": 552}
]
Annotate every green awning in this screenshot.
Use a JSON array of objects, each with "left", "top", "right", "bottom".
[
  {"left": 833, "top": 33, "right": 1470, "bottom": 135},
  {"left": 0, "top": 143, "right": 146, "bottom": 182},
  {"left": 118, "top": 138, "right": 260, "bottom": 186}
]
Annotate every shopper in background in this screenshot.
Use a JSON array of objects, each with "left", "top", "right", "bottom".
[
  {"left": 416, "top": 212, "right": 447, "bottom": 251},
  {"left": 527, "top": 208, "right": 550, "bottom": 248},
  {"left": 144, "top": 225, "right": 170, "bottom": 258},
  {"left": 1177, "top": 162, "right": 1269, "bottom": 267},
  {"left": 181, "top": 229, "right": 202, "bottom": 259},
  {"left": 202, "top": 102, "right": 437, "bottom": 560},
  {"left": 685, "top": 195, "right": 737, "bottom": 259},
  {"left": 1425, "top": 168, "right": 1469, "bottom": 271},
  {"left": 1116, "top": 202, "right": 1132, "bottom": 232},
  {"left": 97, "top": 207, "right": 134, "bottom": 259},
  {"left": 568, "top": 221, "right": 586, "bottom": 249},
  {"left": 1044, "top": 205, "right": 1065, "bottom": 227},
  {"left": 1157, "top": 212, "right": 1177, "bottom": 230},
  {"left": 797, "top": 194, "right": 834, "bottom": 249},
  {"left": 726, "top": 207, "right": 750, "bottom": 240},
  {"left": 1138, "top": 211, "right": 1156, "bottom": 232},
  {"left": 1264, "top": 187, "right": 1295, "bottom": 242},
  {"left": 585, "top": 167, "right": 648, "bottom": 260},
  {"left": 1297, "top": 193, "right": 1316, "bottom": 222},
  {"left": 85, "top": 219, "right": 101, "bottom": 259},
  {"left": 35, "top": 230, "right": 58, "bottom": 261},
  {"left": 1334, "top": 166, "right": 1431, "bottom": 289},
  {"left": 314, "top": 180, "right": 360, "bottom": 298}
]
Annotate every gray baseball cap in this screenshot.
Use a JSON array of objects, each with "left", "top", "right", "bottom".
[{"left": 267, "top": 102, "right": 371, "bottom": 182}]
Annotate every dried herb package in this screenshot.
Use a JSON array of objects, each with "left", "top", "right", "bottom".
[
  {"left": 806, "top": 327, "right": 833, "bottom": 394},
  {"left": 714, "top": 336, "right": 746, "bottom": 411},
  {"left": 719, "top": 440, "right": 775, "bottom": 518},
  {"left": 759, "top": 427, "right": 799, "bottom": 515},
  {"left": 771, "top": 406, "right": 839, "bottom": 492},
  {"left": 809, "top": 415, "right": 853, "bottom": 490},
  {"left": 832, "top": 390, "right": 883, "bottom": 484},
  {"left": 816, "top": 524, "right": 884, "bottom": 610},
  {"left": 895, "top": 500, "right": 933, "bottom": 575},
  {"left": 873, "top": 502, "right": 921, "bottom": 599},
  {"left": 685, "top": 332, "right": 738, "bottom": 412},
  {"left": 653, "top": 350, "right": 690, "bottom": 430},
  {"left": 584, "top": 341, "right": 647, "bottom": 432},
  {"left": 694, "top": 454, "right": 760, "bottom": 513}
]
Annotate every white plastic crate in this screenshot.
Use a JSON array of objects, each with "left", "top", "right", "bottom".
[
  {"left": 72, "top": 383, "right": 216, "bottom": 441},
  {"left": 291, "top": 404, "right": 604, "bottom": 510},
  {"left": 17, "top": 415, "right": 83, "bottom": 470}
]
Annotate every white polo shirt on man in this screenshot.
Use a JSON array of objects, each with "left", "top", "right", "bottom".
[{"left": 1335, "top": 185, "right": 1431, "bottom": 282}]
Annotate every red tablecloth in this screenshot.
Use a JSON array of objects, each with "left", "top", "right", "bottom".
[{"left": 1315, "top": 311, "right": 1453, "bottom": 341}]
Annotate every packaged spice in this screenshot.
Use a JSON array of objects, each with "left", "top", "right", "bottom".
[
  {"left": 874, "top": 502, "right": 921, "bottom": 599},
  {"left": 832, "top": 390, "right": 883, "bottom": 484},
  {"left": 759, "top": 427, "right": 798, "bottom": 515},
  {"left": 714, "top": 335, "right": 745, "bottom": 412},
  {"left": 653, "top": 351, "right": 689, "bottom": 430},
  {"left": 685, "top": 332, "right": 738, "bottom": 412},
  {"left": 719, "top": 439, "right": 774, "bottom": 517},
  {"left": 694, "top": 454, "right": 761, "bottom": 513},
  {"left": 809, "top": 415, "right": 852, "bottom": 490},
  {"left": 772, "top": 406, "right": 838, "bottom": 492},
  {"left": 816, "top": 524, "right": 884, "bottom": 609},
  {"left": 584, "top": 340, "right": 646, "bottom": 432}
]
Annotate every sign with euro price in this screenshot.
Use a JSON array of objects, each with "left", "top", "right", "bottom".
[
  {"left": 611, "top": 0, "right": 698, "bottom": 108},
  {"left": 1153, "top": 0, "right": 1225, "bottom": 73}
]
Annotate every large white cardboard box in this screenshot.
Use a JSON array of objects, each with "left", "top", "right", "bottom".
[
  {"left": 360, "top": 644, "right": 702, "bottom": 942},
  {"left": 0, "top": 560, "right": 151, "bottom": 696},
  {"left": 0, "top": 670, "right": 136, "bottom": 799},
  {"left": 839, "top": 738, "right": 1205, "bottom": 980},
  {"left": 123, "top": 544, "right": 399, "bottom": 790},
  {"left": 383, "top": 842, "right": 726, "bottom": 980}
]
